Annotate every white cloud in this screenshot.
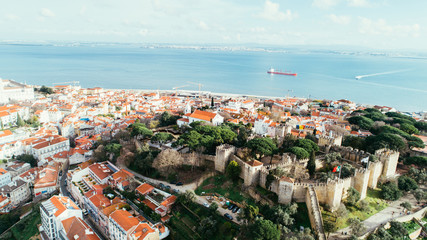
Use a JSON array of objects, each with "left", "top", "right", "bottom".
[
  {"left": 139, "top": 29, "right": 148, "bottom": 36},
  {"left": 198, "top": 21, "right": 209, "bottom": 30},
  {"left": 312, "top": 0, "right": 340, "bottom": 9},
  {"left": 259, "top": 0, "right": 296, "bottom": 21},
  {"left": 80, "top": 6, "right": 87, "bottom": 16},
  {"left": 5, "top": 14, "right": 19, "bottom": 21},
  {"left": 328, "top": 14, "right": 351, "bottom": 24},
  {"left": 347, "top": 0, "right": 370, "bottom": 7},
  {"left": 40, "top": 8, "right": 55, "bottom": 18},
  {"left": 358, "top": 17, "right": 420, "bottom": 37}
]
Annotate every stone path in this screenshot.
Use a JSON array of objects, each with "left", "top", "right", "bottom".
[
  {"left": 308, "top": 185, "right": 326, "bottom": 240},
  {"left": 328, "top": 193, "right": 422, "bottom": 239}
]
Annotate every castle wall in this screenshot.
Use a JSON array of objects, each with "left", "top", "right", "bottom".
[
  {"left": 368, "top": 161, "right": 383, "bottom": 189},
  {"left": 293, "top": 183, "right": 308, "bottom": 202},
  {"left": 326, "top": 179, "right": 344, "bottom": 211},
  {"left": 353, "top": 169, "right": 370, "bottom": 200}
]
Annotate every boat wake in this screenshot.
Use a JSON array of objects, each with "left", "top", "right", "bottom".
[{"left": 355, "top": 69, "right": 410, "bottom": 80}]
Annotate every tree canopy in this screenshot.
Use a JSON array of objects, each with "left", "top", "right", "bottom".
[
  {"left": 248, "top": 219, "right": 281, "bottom": 240},
  {"left": 294, "top": 138, "right": 319, "bottom": 154},
  {"left": 226, "top": 160, "right": 241, "bottom": 182},
  {"left": 151, "top": 132, "right": 173, "bottom": 145},
  {"left": 380, "top": 181, "right": 402, "bottom": 201},
  {"left": 287, "top": 147, "right": 309, "bottom": 160},
  {"left": 15, "top": 154, "right": 37, "bottom": 167},
  {"left": 246, "top": 137, "right": 277, "bottom": 159},
  {"left": 397, "top": 176, "right": 418, "bottom": 192}
]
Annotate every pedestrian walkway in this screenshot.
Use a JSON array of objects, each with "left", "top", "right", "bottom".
[{"left": 329, "top": 193, "right": 422, "bottom": 239}]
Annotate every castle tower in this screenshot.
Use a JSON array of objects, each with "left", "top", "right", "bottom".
[
  {"left": 214, "top": 144, "right": 235, "bottom": 173},
  {"left": 353, "top": 169, "right": 370, "bottom": 200},
  {"left": 278, "top": 177, "right": 294, "bottom": 204},
  {"left": 376, "top": 148, "right": 399, "bottom": 179}
]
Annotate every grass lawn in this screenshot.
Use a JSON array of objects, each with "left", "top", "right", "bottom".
[
  {"left": 10, "top": 209, "right": 41, "bottom": 240},
  {"left": 403, "top": 220, "right": 421, "bottom": 234},
  {"left": 195, "top": 175, "right": 255, "bottom": 205},
  {"left": 322, "top": 188, "right": 388, "bottom": 230}
]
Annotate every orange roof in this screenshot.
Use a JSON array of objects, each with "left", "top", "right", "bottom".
[
  {"left": 50, "top": 196, "right": 80, "bottom": 217},
  {"left": 88, "top": 163, "right": 114, "bottom": 181},
  {"left": 280, "top": 176, "right": 294, "bottom": 183},
  {"left": 161, "top": 195, "right": 177, "bottom": 207},
  {"left": 131, "top": 222, "right": 156, "bottom": 239},
  {"left": 142, "top": 199, "right": 157, "bottom": 211},
  {"left": 112, "top": 169, "right": 133, "bottom": 181},
  {"left": 61, "top": 216, "right": 100, "bottom": 240},
  {"left": 89, "top": 194, "right": 111, "bottom": 209},
  {"left": 102, "top": 202, "right": 128, "bottom": 217},
  {"left": 189, "top": 110, "right": 216, "bottom": 122},
  {"left": 110, "top": 210, "right": 139, "bottom": 232},
  {"left": 0, "top": 168, "right": 8, "bottom": 175},
  {"left": 135, "top": 183, "right": 154, "bottom": 195},
  {"left": 246, "top": 160, "right": 263, "bottom": 167},
  {"left": 0, "top": 130, "right": 12, "bottom": 138}
]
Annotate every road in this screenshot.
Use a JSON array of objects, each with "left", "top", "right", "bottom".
[
  {"left": 59, "top": 160, "right": 70, "bottom": 197},
  {"left": 125, "top": 168, "right": 243, "bottom": 225}
]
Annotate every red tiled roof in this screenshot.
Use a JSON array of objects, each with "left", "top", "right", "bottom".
[{"left": 135, "top": 183, "right": 154, "bottom": 195}]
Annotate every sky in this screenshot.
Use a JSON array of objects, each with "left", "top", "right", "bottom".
[{"left": 0, "top": 0, "right": 426, "bottom": 50}]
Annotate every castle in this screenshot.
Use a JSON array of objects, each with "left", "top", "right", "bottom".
[{"left": 214, "top": 144, "right": 399, "bottom": 211}]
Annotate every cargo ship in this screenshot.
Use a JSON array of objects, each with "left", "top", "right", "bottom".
[{"left": 267, "top": 67, "right": 297, "bottom": 76}]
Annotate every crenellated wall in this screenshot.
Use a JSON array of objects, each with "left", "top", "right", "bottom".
[
  {"left": 214, "top": 144, "right": 235, "bottom": 172},
  {"left": 368, "top": 161, "right": 383, "bottom": 189},
  {"left": 376, "top": 148, "right": 399, "bottom": 179},
  {"left": 353, "top": 168, "right": 370, "bottom": 200}
]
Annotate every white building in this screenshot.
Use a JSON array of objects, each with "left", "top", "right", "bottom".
[
  {"left": 40, "top": 195, "right": 83, "bottom": 240},
  {"left": 177, "top": 110, "right": 224, "bottom": 127},
  {"left": 109, "top": 209, "right": 159, "bottom": 240},
  {"left": 0, "top": 179, "right": 30, "bottom": 207},
  {"left": 0, "top": 79, "right": 34, "bottom": 104},
  {"left": 0, "top": 168, "right": 11, "bottom": 187},
  {"left": 31, "top": 135, "right": 70, "bottom": 165}
]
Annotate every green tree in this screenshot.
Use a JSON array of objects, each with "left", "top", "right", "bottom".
[
  {"left": 243, "top": 204, "right": 259, "bottom": 223},
  {"left": 404, "top": 156, "right": 427, "bottom": 168},
  {"left": 412, "top": 189, "right": 427, "bottom": 203},
  {"left": 295, "top": 138, "right": 319, "bottom": 153},
  {"left": 130, "top": 124, "right": 153, "bottom": 139},
  {"left": 340, "top": 163, "right": 355, "bottom": 178},
  {"left": 342, "top": 135, "right": 366, "bottom": 150},
  {"left": 380, "top": 181, "right": 402, "bottom": 201},
  {"left": 365, "top": 133, "right": 406, "bottom": 153},
  {"left": 388, "top": 221, "right": 407, "bottom": 239},
  {"left": 198, "top": 216, "right": 217, "bottom": 238},
  {"left": 347, "top": 218, "right": 366, "bottom": 236},
  {"left": 175, "top": 130, "right": 202, "bottom": 151},
  {"left": 159, "top": 111, "right": 179, "bottom": 126},
  {"left": 226, "top": 160, "right": 241, "bottom": 182},
  {"left": 323, "top": 220, "right": 337, "bottom": 238},
  {"left": 397, "top": 176, "right": 418, "bottom": 192},
  {"left": 400, "top": 201, "right": 412, "bottom": 211},
  {"left": 346, "top": 187, "right": 360, "bottom": 206},
  {"left": 358, "top": 199, "right": 369, "bottom": 212},
  {"left": 400, "top": 123, "right": 419, "bottom": 134},
  {"left": 209, "top": 202, "right": 218, "bottom": 212},
  {"left": 39, "top": 85, "right": 54, "bottom": 94},
  {"left": 16, "top": 154, "right": 37, "bottom": 167},
  {"left": 151, "top": 132, "right": 173, "bottom": 146},
  {"left": 287, "top": 147, "right": 309, "bottom": 160},
  {"left": 178, "top": 190, "right": 196, "bottom": 205},
  {"left": 16, "top": 114, "right": 24, "bottom": 127},
  {"left": 211, "top": 97, "right": 214, "bottom": 107},
  {"left": 247, "top": 137, "right": 277, "bottom": 159},
  {"left": 335, "top": 204, "right": 348, "bottom": 219},
  {"left": 414, "top": 121, "right": 427, "bottom": 132},
  {"left": 348, "top": 116, "right": 374, "bottom": 130},
  {"left": 249, "top": 219, "right": 280, "bottom": 240},
  {"left": 105, "top": 143, "right": 122, "bottom": 159},
  {"left": 307, "top": 151, "right": 316, "bottom": 177}
]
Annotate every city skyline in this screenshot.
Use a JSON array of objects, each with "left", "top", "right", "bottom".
[{"left": 0, "top": 0, "right": 426, "bottom": 50}]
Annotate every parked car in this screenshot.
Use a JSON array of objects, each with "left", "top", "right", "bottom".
[
  {"left": 232, "top": 206, "right": 240, "bottom": 213},
  {"left": 228, "top": 204, "right": 235, "bottom": 210},
  {"left": 176, "top": 182, "right": 183, "bottom": 186},
  {"left": 236, "top": 208, "right": 241, "bottom": 214},
  {"left": 224, "top": 213, "right": 233, "bottom": 221},
  {"left": 165, "top": 185, "right": 171, "bottom": 189},
  {"left": 203, "top": 202, "right": 210, "bottom": 208},
  {"left": 159, "top": 183, "right": 165, "bottom": 188},
  {"left": 170, "top": 180, "right": 177, "bottom": 184},
  {"left": 173, "top": 189, "right": 180, "bottom": 193}
]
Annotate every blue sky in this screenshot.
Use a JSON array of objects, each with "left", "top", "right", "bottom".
[{"left": 0, "top": 0, "right": 425, "bottom": 50}]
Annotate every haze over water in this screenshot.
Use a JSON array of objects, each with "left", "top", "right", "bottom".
[{"left": 0, "top": 44, "right": 426, "bottom": 112}]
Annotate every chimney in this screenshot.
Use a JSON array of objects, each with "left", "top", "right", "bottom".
[
  {"left": 74, "top": 234, "right": 79, "bottom": 239},
  {"left": 85, "top": 229, "right": 93, "bottom": 235}
]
